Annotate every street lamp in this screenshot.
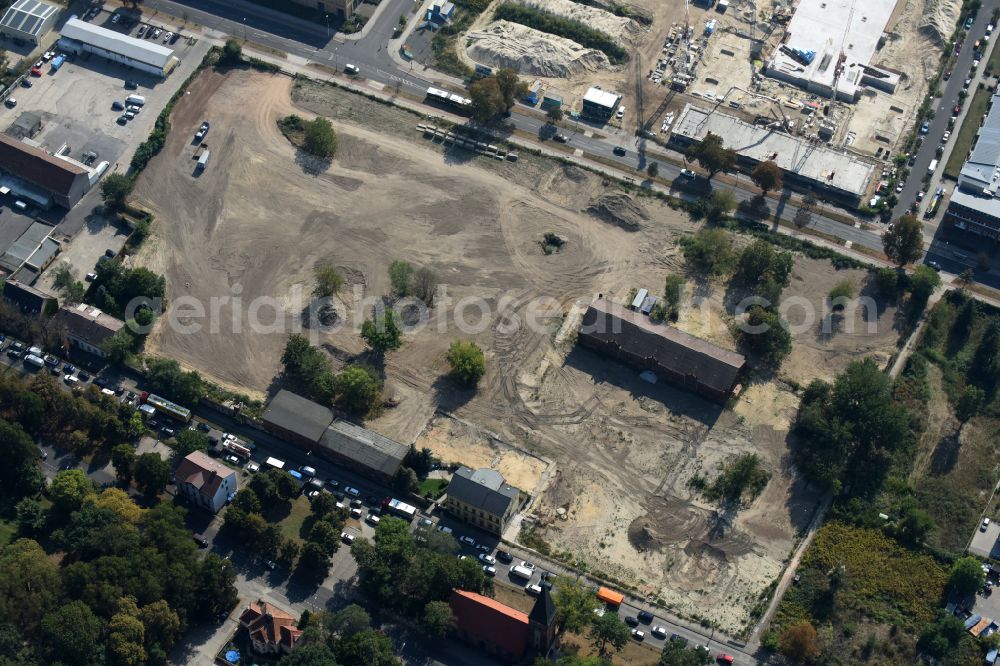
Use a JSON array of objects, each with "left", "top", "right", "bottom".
[
  {"left": 325, "top": 13, "right": 330, "bottom": 39},
  {"left": 242, "top": 17, "right": 247, "bottom": 41}
]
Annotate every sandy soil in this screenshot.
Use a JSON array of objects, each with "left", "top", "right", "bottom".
[
  {"left": 414, "top": 414, "right": 549, "bottom": 493},
  {"left": 132, "top": 70, "right": 902, "bottom": 632}
]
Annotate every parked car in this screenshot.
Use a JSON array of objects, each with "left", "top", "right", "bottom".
[
  {"left": 478, "top": 553, "right": 496, "bottom": 565},
  {"left": 525, "top": 583, "right": 542, "bottom": 596},
  {"left": 966, "top": 16, "right": 975, "bottom": 30},
  {"left": 111, "top": 12, "right": 121, "bottom": 24},
  {"left": 926, "top": 260, "right": 942, "bottom": 271},
  {"left": 78, "top": 370, "right": 90, "bottom": 381},
  {"left": 496, "top": 550, "right": 513, "bottom": 563},
  {"left": 136, "top": 26, "right": 146, "bottom": 38},
  {"left": 459, "top": 535, "right": 476, "bottom": 547},
  {"left": 117, "top": 115, "right": 128, "bottom": 125},
  {"left": 125, "top": 80, "right": 138, "bottom": 90},
  {"left": 553, "top": 134, "right": 569, "bottom": 143},
  {"left": 983, "top": 518, "right": 992, "bottom": 531},
  {"left": 30, "top": 67, "right": 41, "bottom": 77},
  {"left": 716, "top": 655, "right": 735, "bottom": 665},
  {"left": 246, "top": 462, "right": 260, "bottom": 473},
  {"left": 366, "top": 514, "right": 381, "bottom": 526},
  {"left": 345, "top": 486, "right": 360, "bottom": 497},
  {"left": 613, "top": 145, "right": 627, "bottom": 155},
  {"left": 4, "top": 98, "right": 16, "bottom": 108},
  {"left": 670, "top": 634, "right": 688, "bottom": 646},
  {"left": 341, "top": 531, "right": 355, "bottom": 544},
  {"left": 264, "top": 559, "right": 276, "bottom": 570},
  {"left": 624, "top": 616, "right": 639, "bottom": 627},
  {"left": 651, "top": 626, "right": 667, "bottom": 639},
  {"left": 163, "top": 31, "right": 174, "bottom": 43},
  {"left": 520, "top": 560, "right": 536, "bottom": 571},
  {"left": 919, "top": 121, "right": 930, "bottom": 134},
  {"left": 192, "top": 533, "right": 208, "bottom": 547},
  {"left": 483, "top": 565, "right": 496, "bottom": 576},
  {"left": 631, "top": 629, "right": 645, "bottom": 641},
  {"left": 680, "top": 168, "right": 697, "bottom": 178},
  {"left": 20, "top": 79, "right": 31, "bottom": 88},
  {"left": 299, "top": 465, "right": 316, "bottom": 479},
  {"left": 225, "top": 455, "right": 241, "bottom": 465},
  {"left": 953, "top": 105, "right": 963, "bottom": 116},
  {"left": 637, "top": 610, "right": 654, "bottom": 624}
]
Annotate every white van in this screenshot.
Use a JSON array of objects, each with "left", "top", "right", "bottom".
[
  {"left": 125, "top": 94, "right": 146, "bottom": 107},
  {"left": 13, "top": 200, "right": 28, "bottom": 212}
]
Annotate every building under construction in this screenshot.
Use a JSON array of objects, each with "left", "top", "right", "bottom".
[
  {"left": 764, "top": 0, "right": 900, "bottom": 102},
  {"left": 669, "top": 103, "right": 875, "bottom": 202}
]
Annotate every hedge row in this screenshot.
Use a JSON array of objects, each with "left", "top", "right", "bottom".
[{"left": 493, "top": 3, "right": 628, "bottom": 64}]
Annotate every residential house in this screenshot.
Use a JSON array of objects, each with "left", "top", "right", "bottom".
[
  {"left": 445, "top": 466, "right": 519, "bottom": 536},
  {"left": 48, "top": 302, "right": 124, "bottom": 358},
  {"left": 238, "top": 601, "right": 302, "bottom": 656},
  {"left": 174, "top": 450, "right": 238, "bottom": 514}
]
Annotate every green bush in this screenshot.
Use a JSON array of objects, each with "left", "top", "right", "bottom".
[{"left": 494, "top": 3, "right": 627, "bottom": 63}]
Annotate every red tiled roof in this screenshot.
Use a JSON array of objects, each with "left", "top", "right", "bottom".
[
  {"left": 0, "top": 133, "right": 87, "bottom": 197},
  {"left": 174, "top": 450, "right": 234, "bottom": 500},
  {"left": 449, "top": 589, "right": 529, "bottom": 657},
  {"left": 239, "top": 601, "right": 302, "bottom": 650}
]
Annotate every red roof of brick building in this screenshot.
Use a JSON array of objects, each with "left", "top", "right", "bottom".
[
  {"left": 174, "top": 450, "right": 235, "bottom": 500},
  {"left": 449, "top": 589, "right": 530, "bottom": 657},
  {"left": 238, "top": 601, "right": 302, "bottom": 651},
  {"left": 0, "top": 133, "right": 87, "bottom": 196}
]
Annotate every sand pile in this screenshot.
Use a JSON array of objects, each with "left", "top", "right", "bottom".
[
  {"left": 919, "top": 0, "right": 961, "bottom": 46},
  {"left": 586, "top": 193, "right": 648, "bottom": 230},
  {"left": 512, "top": 0, "right": 638, "bottom": 45},
  {"left": 467, "top": 21, "right": 612, "bottom": 77}
]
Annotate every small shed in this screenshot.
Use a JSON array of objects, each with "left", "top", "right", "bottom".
[
  {"left": 630, "top": 288, "right": 649, "bottom": 310},
  {"left": 5, "top": 111, "right": 42, "bottom": 140}
]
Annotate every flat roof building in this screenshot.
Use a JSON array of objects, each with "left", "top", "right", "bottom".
[
  {"left": 669, "top": 104, "right": 875, "bottom": 203},
  {"left": 0, "top": 134, "right": 91, "bottom": 209},
  {"left": 1, "top": 278, "right": 55, "bottom": 315},
  {"left": 59, "top": 18, "right": 179, "bottom": 77},
  {"left": 944, "top": 91, "right": 1000, "bottom": 240},
  {"left": 579, "top": 298, "right": 746, "bottom": 403},
  {"left": 764, "top": 0, "right": 900, "bottom": 101},
  {"left": 582, "top": 86, "right": 620, "bottom": 121},
  {"left": 0, "top": 0, "right": 59, "bottom": 45},
  {"left": 0, "top": 220, "right": 58, "bottom": 274}
]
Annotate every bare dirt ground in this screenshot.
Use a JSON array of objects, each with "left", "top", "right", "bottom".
[
  {"left": 132, "top": 70, "right": 902, "bottom": 632},
  {"left": 414, "top": 414, "right": 549, "bottom": 493}
]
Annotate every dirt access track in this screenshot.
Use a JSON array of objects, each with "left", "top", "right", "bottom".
[{"left": 133, "top": 69, "right": 901, "bottom": 632}]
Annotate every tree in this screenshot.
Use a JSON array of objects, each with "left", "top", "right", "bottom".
[
  {"left": 741, "top": 305, "right": 792, "bottom": 364},
  {"left": 828, "top": 280, "right": 854, "bottom": 309},
  {"left": 469, "top": 76, "right": 506, "bottom": 124},
  {"left": 882, "top": 215, "right": 924, "bottom": 266},
  {"left": 892, "top": 499, "right": 935, "bottom": 548},
  {"left": 647, "top": 162, "right": 659, "bottom": 178},
  {"left": 102, "top": 327, "right": 140, "bottom": 363},
  {"left": 361, "top": 307, "right": 403, "bottom": 354},
  {"left": 388, "top": 260, "right": 414, "bottom": 296},
  {"left": 173, "top": 430, "right": 208, "bottom": 459},
  {"left": 705, "top": 189, "right": 736, "bottom": 222},
  {"left": 333, "top": 364, "right": 383, "bottom": 414},
  {"left": 326, "top": 604, "right": 371, "bottom": 638},
  {"left": 313, "top": 265, "right": 344, "bottom": 298},
  {"left": 919, "top": 611, "right": 969, "bottom": 658},
  {"left": 959, "top": 267, "right": 975, "bottom": 290},
  {"left": 278, "top": 644, "right": 339, "bottom": 666},
  {"left": 701, "top": 453, "right": 771, "bottom": 506},
  {"left": 494, "top": 68, "right": 527, "bottom": 110},
  {"left": 221, "top": 39, "right": 242, "bottom": 64},
  {"left": 446, "top": 340, "right": 486, "bottom": 386},
  {"left": 40, "top": 601, "right": 105, "bottom": 666},
  {"left": 336, "top": 629, "right": 400, "bottom": 666},
  {"left": 553, "top": 579, "right": 598, "bottom": 635},
  {"left": 303, "top": 117, "right": 337, "bottom": 158},
  {"left": 680, "top": 228, "right": 737, "bottom": 275},
  {"left": 590, "top": 612, "right": 630, "bottom": 655},
  {"left": 139, "top": 600, "right": 181, "bottom": 654},
  {"left": 779, "top": 622, "right": 819, "bottom": 662},
  {"left": 50, "top": 469, "right": 94, "bottom": 514},
  {"left": 15, "top": 498, "right": 46, "bottom": 536},
  {"left": 101, "top": 173, "right": 134, "bottom": 211},
  {"left": 421, "top": 600, "right": 455, "bottom": 637},
  {"left": 412, "top": 267, "right": 438, "bottom": 305},
  {"left": 0, "top": 539, "right": 62, "bottom": 631},
  {"left": 298, "top": 541, "right": 333, "bottom": 580},
  {"left": 108, "top": 598, "right": 147, "bottom": 666},
  {"left": 660, "top": 638, "right": 713, "bottom": 665},
  {"left": 874, "top": 267, "right": 900, "bottom": 297},
  {"left": 956, "top": 385, "right": 985, "bottom": 421},
  {"left": 950, "top": 556, "right": 985, "bottom": 597},
  {"left": 686, "top": 132, "right": 737, "bottom": 178},
  {"left": 134, "top": 453, "right": 170, "bottom": 496},
  {"left": 546, "top": 105, "right": 564, "bottom": 122},
  {"left": 750, "top": 160, "right": 783, "bottom": 194},
  {"left": 909, "top": 264, "right": 941, "bottom": 303},
  {"left": 194, "top": 553, "right": 239, "bottom": 620}
]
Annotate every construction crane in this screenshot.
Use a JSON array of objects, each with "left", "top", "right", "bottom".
[{"left": 827, "top": 0, "right": 856, "bottom": 110}]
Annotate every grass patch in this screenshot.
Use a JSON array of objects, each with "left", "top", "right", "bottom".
[
  {"left": 417, "top": 477, "right": 449, "bottom": 499},
  {"left": 270, "top": 495, "right": 312, "bottom": 546},
  {"left": 944, "top": 86, "right": 991, "bottom": 179}
]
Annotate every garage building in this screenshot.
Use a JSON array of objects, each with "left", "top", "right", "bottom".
[
  {"left": 0, "top": 0, "right": 60, "bottom": 46},
  {"left": 581, "top": 87, "right": 620, "bottom": 121},
  {"left": 58, "top": 17, "right": 179, "bottom": 77}
]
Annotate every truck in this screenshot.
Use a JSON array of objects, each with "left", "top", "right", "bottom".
[
  {"left": 510, "top": 565, "right": 534, "bottom": 580},
  {"left": 51, "top": 55, "right": 65, "bottom": 71},
  {"left": 265, "top": 456, "right": 285, "bottom": 470},
  {"left": 23, "top": 354, "right": 45, "bottom": 369},
  {"left": 384, "top": 498, "right": 417, "bottom": 521},
  {"left": 927, "top": 159, "right": 938, "bottom": 175},
  {"left": 196, "top": 148, "right": 210, "bottom": 172},
  {"left": 596, "top": 586, "right": 624, "bottom": 608},
  {"left": 222, "top": 439, "right": 251, "bottom": 461}
]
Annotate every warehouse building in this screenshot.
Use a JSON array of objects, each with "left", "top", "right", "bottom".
[
  {"left": 0, "top": 0, "right": 60, "bottom": 46},
  {"left": 58, "top": 17, "right": 179, "bottom": 77},
  {"left": 581, "top": 87, "right": 620, "bottom": 122},
  {"left": 262, "top": 389, "right": 334, "bottom": 448},
  {"left": 0, "top": 134, "right": 90, "bottom": 209},
  {"left": 317, "top": 420, "right": 408, "bottom": 485},
  {"left": 578, "top": 297, "right": 746, "bottom": 403},
  {"left": 669, "top": 104, "right": 874, "bottom": 204},
  {"left": 764, "top": 0, "right": 900, "bottom": 102},
  {"left": 943, "top": 90, "right": 1000, "bottom": 240}
]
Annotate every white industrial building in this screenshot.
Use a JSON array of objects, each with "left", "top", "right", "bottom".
[
  {"left": 58, "top": 17, "right": 179, "bottom": 77},
  {"left": 765, "top": 0, "right": 901, "bottom": 102},
  {"left": 0, "top": 0, "right": 60, "bottom": 45},
  {"left": 670, "top": 104, "right": 875, "bottom": 203}
]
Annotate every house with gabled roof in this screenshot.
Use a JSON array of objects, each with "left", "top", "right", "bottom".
[
  {"left": 238, "top": 600, "right": 302, "bottom": 656},
  {"left": 174, "top": 450, "right": 237, "bottom": 514}
]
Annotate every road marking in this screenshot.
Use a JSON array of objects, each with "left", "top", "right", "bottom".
[
  {"left": 368, "top": 80, "right": 385, "bottom": 91},
  {"left": 574, "top": 148, "right": 583, "bottom": 157}
]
